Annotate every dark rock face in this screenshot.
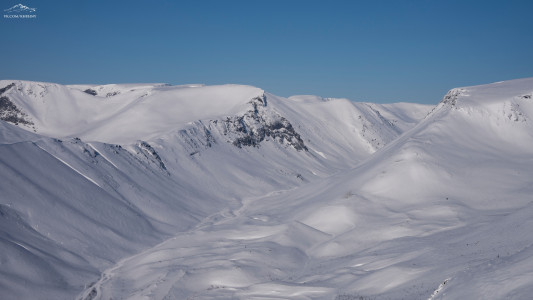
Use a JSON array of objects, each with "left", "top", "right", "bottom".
[
  {"left": 216, "top": 95, "right": 307, "bottom": 151},
  {"left": 84, "top": 89, "right": 97, "bottom": 96},
  {"left": 0, "top": 83, "right": 15, "bottom": 95},
  {"left": 106, "top": 91, "right": 120, "bottom": 97},
  {"left": 175, "top": 95, "right": 308, "bottom": 153},
  {"left": 138, "top": 141, "right": 168, "bottom": 171},
  {"left": 0, "top": 83, "right": 35, "bottom": 129},
  {"left": 441, "top": 88, "right": 466, "bottom": 107}
]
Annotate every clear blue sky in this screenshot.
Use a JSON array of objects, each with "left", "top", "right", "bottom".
[{"left": 2, "top": 0, "right": 533, "bottom": 104}]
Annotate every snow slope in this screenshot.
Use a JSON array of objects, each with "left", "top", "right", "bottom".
[
  {"left": 0, "top": 80, "right": 430, "bottom": 161},
  {"left": 75, "top": 78, "right": 533, "bottom": 299},
  {"left": 0, "top": 80, "right": 431, "bottom": 299}
]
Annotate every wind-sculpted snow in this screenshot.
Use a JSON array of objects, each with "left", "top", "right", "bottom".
[
  {"left": 74, "top": 78, "right": 533, "bottom": 300},
  {"left": 0, "top": 78, "right": 478, "bottom": 299},
  {"left": 7, "top": 78, "right": 533, "bottom": 299},
  {"left": 79, "top": 79, "right": 533, "bottom": 299}
]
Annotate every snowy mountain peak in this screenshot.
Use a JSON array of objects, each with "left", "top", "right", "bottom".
[
  {"left": 0, "top": 80, "right": 431, "bottom": 155},
  {"left": 440, "top": 87, "right": 467, "bottom": 107},
  {"left": 424, "top": 78, "right": 533, "bottom": 134},
  {"left": 439, "top": 78, "right": 533, "bottom": 108}
]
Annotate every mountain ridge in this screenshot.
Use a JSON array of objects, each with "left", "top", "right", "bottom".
[
  {"left": 2, "top": 78, "right": 533, "bottom": 299},
  {"left": 0, "top": 79, "right": 432, "bottom": 299},
  {"left": 75, "top": 77, "right": 533, "bottom": 299}
]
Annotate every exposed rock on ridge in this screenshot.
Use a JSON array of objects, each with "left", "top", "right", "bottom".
[
  {"left": 216, "top": 94, "right": 308, "bottom": 151},
  {"left": 0, "top": 83, "right": 35, "bottom": 130}
]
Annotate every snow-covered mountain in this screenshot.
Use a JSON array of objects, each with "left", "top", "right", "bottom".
[
  {"left": 67, "top": 78, "right": 533, "bottom": 300},
  {"left": 0, "top": 80, "right": 430, "bottom": 170},
  {"left": 0, "top": 80, "right": 431, "bottom": 299},
  {"left": 3, "top": 78, "right": 533, "bottom": 299}
]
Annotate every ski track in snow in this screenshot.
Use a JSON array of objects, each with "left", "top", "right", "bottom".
[
  {"left": 35, "top": 143, "right": 102, "bottom": 188},
  {"left": 87, "top": 143, "right": 119, "bottom": 169}
]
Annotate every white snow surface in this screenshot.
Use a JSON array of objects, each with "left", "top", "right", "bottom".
[{"left": 1, "top": 78, "right": 533, "bottom": 299}]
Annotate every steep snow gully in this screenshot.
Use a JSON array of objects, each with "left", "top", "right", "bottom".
[{"left": 1, "top": 78, "right": 533, "bottom": 299}]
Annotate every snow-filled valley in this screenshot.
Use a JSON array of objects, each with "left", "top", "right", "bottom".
[{"left": 1, "top": 78, "right": 533, "bottom": 299}]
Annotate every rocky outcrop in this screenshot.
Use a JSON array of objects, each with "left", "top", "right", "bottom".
[
  {"left": 441, "top": 88, "right": 466, "bottom": 107},
  {"left": 0, "top": 83, "right": 35, "bottom": 130},
  {"left": 83, "top": 89, "right": 98, "bottom": 96},
  {"left": 216, "top": 95, "right": 307, "bottom": 151},
  {"left": 137, "top": 141, "right": 168, "bottom": 172}
]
